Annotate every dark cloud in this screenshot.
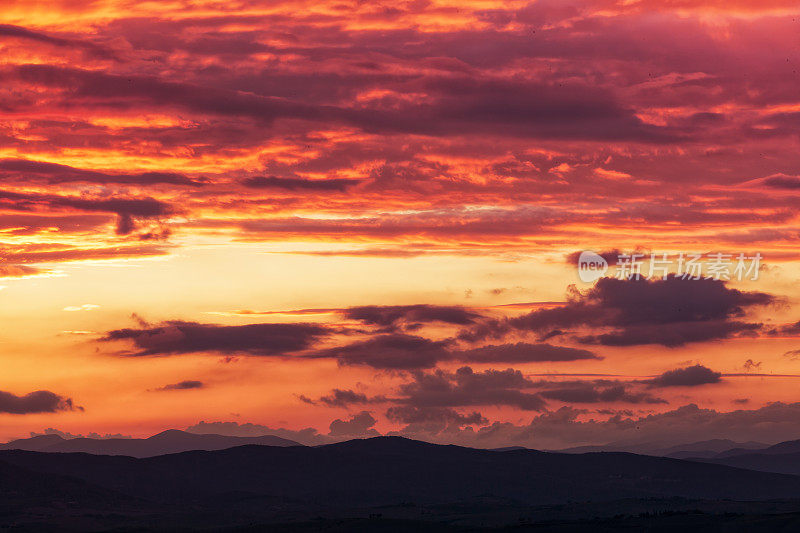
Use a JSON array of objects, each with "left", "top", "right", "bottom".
[
  {"left": 537, "top": 380, "right": 665, "bottom": 404},
  {"left": 393, "top": 76, "right": 676, "bottom": 142},
  {"left": 343, "top": 304, "right": 483, "bottom": 330},
  {"left": 241, "top": 176, "right": 361, "bottom": 191},
  {"left": 538, "top": 329, "right": 566, "bottom": 342},
  {"left": 644, "top": 364, "right": 723, "bottom": 387},
  {"left": 194, "top": 202, "right": 798, "bottom": 243},
  {"left": 313, "top": 332, "right": 597, "bottom": 369},
  {"left": 0, "top": 189, "right": 174, "bottom": 235},
  {"left": 10, "top": 64, "right": 349, "bottom": 127},
  {"left": 0, "top": 24, "right": 76, "bottom": 46},
  {"left": 308, "top": 375, "right": 666, "bottom": 434},
  {"left": 56, "top": 197, "right": 173, "bottom": 235},
  {"left": 0, "top": 390, "right": 81, "bottom": 414},
  {"left": 784, "top": 349, "right": 800, "bottom": 360},
  {"left": 302, "top": 388, "right": 385, "bottom": 407},
  {"left": 455, "top": 342, "right": 600, "bottom": 363},
  {"left": 395, "top": 366, "right": 546, "bottom": 411},
  {"left": 577, "top": 320, "right": 762, "bottom": 347},
  {"left": 29, "top": 428, "right": 132, "bottom": 439},
  {"left": 102, "top": 313, "right": 595, "bottom": 370},
  {"left": 462, "top": 276, "right": 774, "bottom": 347},
  {"left": 156, "top": 380, "right": 204, "bottom": 391},
  {"left": 522, "top": 276, "right": 772, "bottom": 330},
  {"left": 311, "top": 333, "right": 451, "bottom": 369},
  {"left": 0, "top": 159, "right": 202, "bottom": 186},
  {"left": 386, "top": 405, "right": 487, "bottom": 434},
  {"left": 565, "top": 249, "right": 629, "bottom": 266},
  {"left": 191, "top": 401, "right": 800, "bottom": 451},
  {"left": 7, "top": 64, "right": 673, "bottom": 142},
  {"left": 224, "top": 206, "right": 569, "bottom": 241},
  {"left": 328, "top": 411, "right": 379, "bottom": 437},
  {"left": 398, "top": 402, "right": 800, "bottom": 451},
  {"left": 102, "top": 320, "right": 329, "bottom": 357},
  {"left": 0, "top": 23, "right": 116, "bottom": 59},
  {"left": 763, "top": 175, "right": 800, "bottom": 190},
  {"left": 767, "top": 320, "right": 800, "bottom": 337}
]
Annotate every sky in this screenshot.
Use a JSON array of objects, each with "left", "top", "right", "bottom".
[{"left": 1, "top": 0, "right": 800, "bottom": 449}]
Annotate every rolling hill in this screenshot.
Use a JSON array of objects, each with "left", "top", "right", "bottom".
[
  {"left": 4, "top": 436, "right": 800, "bottom": 507},
  {"left": 0, "top": 429, "right": 301, "bottom": 457}
]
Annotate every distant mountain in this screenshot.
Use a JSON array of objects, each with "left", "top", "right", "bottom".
[
  {"left": 4, "top": 436, "right": 800, "bottom": 508},
  {"left": 662, "top": 439, "right": 768, "bottom": 459},
  {"left": 693, "top": 451, "right": 800, "bottom": 476},
  {"left": 555, "top": 439, "right": 768, "bottom": 458},
  {"left": 668, "top": 449, "right": 736, "bottom": 459},
  {"left": 0, "top": 429, "right": 301, "bottom": 457},
  {"left": 489, "top": 446, "right": 529, "bottom": 451},
  {"left": 0, "top": 433, "right": 66, "bottom": 452},
  {"left": 683, "top": 438, "right": 800, "bottom": 475},
  {"left": 714, "top": 438, "right": 800, "bottom": 459}
]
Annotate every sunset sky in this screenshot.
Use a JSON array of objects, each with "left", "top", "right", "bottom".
[{"left": 1, "top": 0, "right": 800, "bottom": 449}]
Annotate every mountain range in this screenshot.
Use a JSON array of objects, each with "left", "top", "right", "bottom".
[
  {"left": 682, "top": 439, "right": 800, "bottom": 475},
  {"left": 8, "top": 432, "right": 800, "bottom": 530},
  {"left": 4, "top": 436, "right": 800, "bottom": 530},
  {"left": 554, "top": 438, "right": 769, "bottom": 458},
  {"left": 0, "top": 429, "right": 300, "bottom": 457}
]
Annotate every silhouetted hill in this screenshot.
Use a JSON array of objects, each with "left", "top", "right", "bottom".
[
  {"left": 4, "top": 436, "right": 800, "bottom": 508},
  {"left": 694, "top": 452, "right": 800, "bottom": 475},
  {"left": 682, "top": 438, "right": 800, "bottom": 474},
  {"left": 0, "top": 458, "right": 110, "bottom": 502},
  {"left": 0, "top": 457, "right": 154, "bottom": 530},
  {"left": 0, "top": 433, "right": 65, "bottom": 452},
  {"left": 714, "top": 438, "right": 800, "bottom": 459},
  {"left": 755, "top": 439, "right": 800, "bottom": 454},
  {"left": 0, "top": 429, "right": 301, "bottom": 457},
  {"left": 6, "top": 437, "right": 800, "bottom": 530},
  {"left": 660, "top": 439, "right": 767, "bottom": 458},
  {"left": 556, "top": 439, "right": 768, "bottom": 458}
]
